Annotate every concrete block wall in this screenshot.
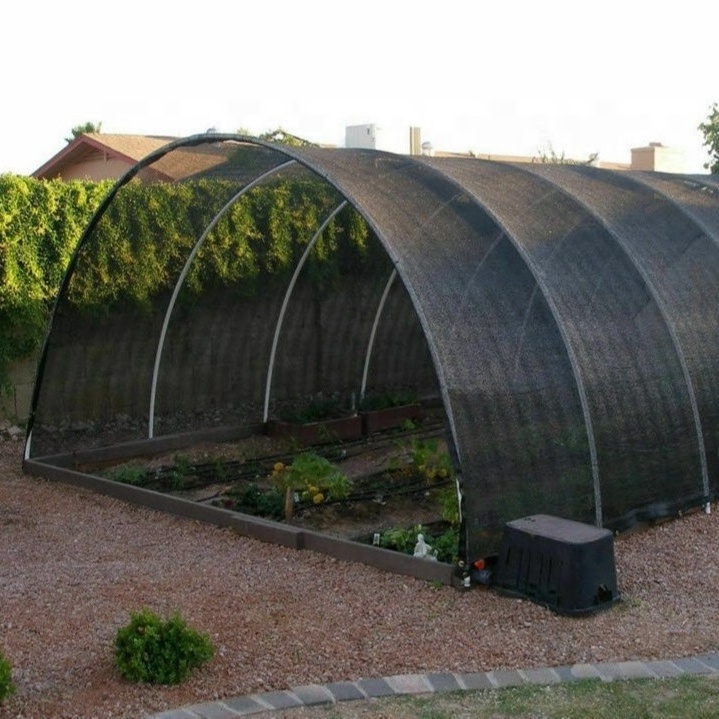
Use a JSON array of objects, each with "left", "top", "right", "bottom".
[{"left": 0, "top": 353, "right": 38, "bottom": 423}]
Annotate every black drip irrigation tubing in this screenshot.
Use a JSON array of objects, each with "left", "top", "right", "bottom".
[{"left": 128, "top": 422, "right": 447, "bottom": 493}]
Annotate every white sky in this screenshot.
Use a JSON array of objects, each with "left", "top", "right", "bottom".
[{"left": 2, "top": 0, "right": 717, "bottom": 175}]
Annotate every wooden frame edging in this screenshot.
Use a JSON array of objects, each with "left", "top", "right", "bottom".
[
  {"left": 22, "top": 458, "right": 458, "bottom": 587},
  {"left": 33, "top": 423, "right": 265, "bottom": 470}
]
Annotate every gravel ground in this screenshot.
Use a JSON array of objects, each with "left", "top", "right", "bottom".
[{"left": 2, "top": 438, "right": 719, "bottom": 719}]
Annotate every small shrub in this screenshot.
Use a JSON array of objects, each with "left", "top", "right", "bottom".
[
  {"left": 432, "top": 527, "right": 460, "bottom": 563},
  {"left": 409, "top": 439, "right": 453, "bottom": 484},
  {"left": 164, "top": 455, "right": 192, "bottom": 490},
  {"left": 226, "top": 484, "right": 285, "bottom": 520},
  {"left": 108, "top": 464, "right": 147, "bottom": 486},
  {"left": 271, "top": 452, "right": 351, "bottom": 520},
  {"left": 0, "top": 649, "right": 15, "bottom": 702},
  {"left": 281, "top": 396, "right": 343, "bottom": 423},
  {"left": 212, "top": 457, "right": 228, "bottom": 482},
  {"left": 380, "top": 525, "right": 421, "bottom": 554},
  {"left": 359, "top": 390, "right": 417, "bottom": 411},
  {"left": 114, "top": 608, "right": 214, "bottom": 685}
]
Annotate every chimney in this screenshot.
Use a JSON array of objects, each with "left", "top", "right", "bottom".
[{"left": 409, "top": 127, "right": 422, "bottom": 156}]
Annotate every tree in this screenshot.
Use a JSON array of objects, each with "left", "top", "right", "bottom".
[
  {"left": 537, "top": 141, "right": 598, "bottom": 166},
  {"left": 65, "top": 121, "right": 102, "bottom": 143},
  {"left": 236, "top": 126, "right": 317, "bottom": 147},
  {"left": 699, "top": 103, "right": 719, "bottom": 174}
]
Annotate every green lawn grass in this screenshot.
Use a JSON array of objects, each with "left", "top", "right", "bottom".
[{"left": 264, "top": 675, "right": 719, "bottom": 719}]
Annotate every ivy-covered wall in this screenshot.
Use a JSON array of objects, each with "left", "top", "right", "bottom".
[
  {"left": 2, "top": 173, "right": 435, "bottom": 424},
  {"left": 0, "top": 174, "right": 113, "bottom": 403}
]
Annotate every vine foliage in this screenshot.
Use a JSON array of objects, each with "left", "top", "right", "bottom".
[{"left": 0, "top": 173, "right": 381, "bottom": 393}]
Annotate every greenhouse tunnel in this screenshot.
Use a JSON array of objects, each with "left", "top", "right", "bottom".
[{"left": 23, "top": 133, "right": 719, "bottom": 565}]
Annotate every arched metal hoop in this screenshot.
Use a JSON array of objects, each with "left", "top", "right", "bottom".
[
  {"left": 148, "top": 160, "right": 297, "bottom": 438},
  {"left": 262, "top": 201, "right": 348, "bottom": 423}
]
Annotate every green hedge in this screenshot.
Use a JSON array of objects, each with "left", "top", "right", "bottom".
[
  {"left": 0, "top": 174, "right": 112, "bottom": 390},
  {"left": 0, "top": 173, "right": 382, "bottom": 391}
]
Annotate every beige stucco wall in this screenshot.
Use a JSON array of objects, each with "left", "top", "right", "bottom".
[
  {"left": 56, "top": 156, "right": 132, "bottom": 181},
  {"left": 631, "top": 144, "right": 686, "bottom": 173}
]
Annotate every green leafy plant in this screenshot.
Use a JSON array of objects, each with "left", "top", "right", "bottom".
[
  {"left": 431, "top": 527, "right": 460, "bottom": 563},
  {"left": 407, "top": 439, "right": 453, "bottom": 484},
  {"left": 387, "top": 438, "right": 452, "bottom": 481},
  {"left": 223, "top": 484, "right": 285, "bottom": 520},
  {"left": 107, "top": 464, "right": 148, "bottom": 486},
  {"left": 358, "top": 390, "right": 417, "bottom": 412},
  {"left": 438, "top": 485, "right": 460, "bottom": 527},
  {"left": 280, "top": 395, "right": 344, "bottom": 424},
  {"left": 212, "top": 457, "right": 228, "bottom": 482},
  {"left": 0, "top": 649, "right": 15, "bottom": 702},
  {"left": 114, "top": 608, "right": 214, "bottom": 685},
  {"left": 699, "top": 102, "right": 719, "bottom": 174},
  {"left": 380, "top": 525, "right": 421, "bottom": 554},
  {"left": 270, "top": 452, "right": 351, "bottom": 520},
  {"left": 380, "top": 523, "right": 458, "bottom": 563},
  {"left": 164, "top": 454, "right": 192, "bottom": 491}
]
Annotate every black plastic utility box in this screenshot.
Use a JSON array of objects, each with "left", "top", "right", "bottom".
[{"left": 492, "top": 514, "right": 620, "bottom": 615}]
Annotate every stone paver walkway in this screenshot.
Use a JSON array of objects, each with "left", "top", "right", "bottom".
[{"left": 148, "top": 653, "right": 719, "bottom": 718}]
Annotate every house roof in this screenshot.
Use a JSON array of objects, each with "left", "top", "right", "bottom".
[
  {"left": 33, "top": 133, "right": 176, "bottom": 180},
  {"left": 33, "top": 133, "right": 252, "bottom": 183}
]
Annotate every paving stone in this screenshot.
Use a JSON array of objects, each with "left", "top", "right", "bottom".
[
  {"left": 695, "top": 654, "right": 719, "bottom": 671},
  {"left": 570, "top": 663, "right": 602, "bottom": 680},
  {"left": 644, "top": 660, "right": 685, "bottom": 678},
  {"left": 325, "top": 681, "right": 366, "bottom": 702},
  {"left": 148, "top": 653, "right": 719, "bottom": 719},
  {"left": 489, "top": 669, "right": 525, "bottom": 688},
  {"left": 222, "top": 695, "right": 270, "bottom": 715},
  {"left": 385, "top": 673, "right": 431, "bottom": 694},
  {"left": 426, "top": 672, "right": 463, "bottom": 692},
  {"left": 672, "top": 657, "right": 715, "bottom": 675},
  {"left": 521, "top": 667, "right": 562, "bottom": 685},
  {"left": 457, "top": 672, "right": 494, "bottom": 690},
  {"left": 553, "top": 665, "right": 581, "bottom": 682},
  {"left": 356, "top": 677, "right": 396, "bottom": 697},
  {"left": 185, "top": 702, "right": 239, "bottom": 719},
  {"left": 249, "top": 691, "right": 302, "bottom": 710},
  {"left": 595, "top": 661, "right": 657, "bottom": 681},
  {"left": 291, "top": 684, "right": 334, "bottom": 706}
]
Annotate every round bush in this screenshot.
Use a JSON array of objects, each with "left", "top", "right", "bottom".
[
  {"left": 0, "top": 649, "right": 15, "bottom": 702},
  {"left": 114, "top": 608, "right": 214, "bottom": 685}
]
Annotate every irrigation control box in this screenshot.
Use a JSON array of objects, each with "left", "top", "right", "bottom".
[{"left": 492, "top": 514, "right": 620, "bottom": 615}]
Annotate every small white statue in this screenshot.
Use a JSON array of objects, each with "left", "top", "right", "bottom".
[{"left": 413, "top": 533, "right": 438, "bottom": 561}]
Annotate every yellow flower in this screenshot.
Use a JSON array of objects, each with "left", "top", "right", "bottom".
[
  {"left": 313, "top": 493, "right": 325, "bottom": 504},
  {"left": 273, "top": 462, "right": 285, "bottom": 473}
]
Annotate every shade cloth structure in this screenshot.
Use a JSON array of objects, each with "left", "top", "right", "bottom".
[{"left": 24, "top": 134, "right": 719, "bottom": 563}]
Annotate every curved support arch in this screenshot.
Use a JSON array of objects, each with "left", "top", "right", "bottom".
[
  {"left": 359, "top": 268, "right": 398, "bottom": 403},
  {"left": 24, "top": 135, "right": 240, "bottom": 456},
  {"left": 419, "top": 160, "right": 603, "bottom": 525},
  {"left": 149, "top": 160, "right": 297, "bottom": 437},
  {"left": 520, "top": 164, "right": 710, "bottom": 501},
  {"left": 262, "top": 200, "right": 348, "bottom": 423}
]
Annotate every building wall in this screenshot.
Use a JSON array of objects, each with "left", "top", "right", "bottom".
[
  {"left": 631, "top": 143, "right": 686, "bottom": 173},
  {"left": 0, "top": 353, "right": 39, "bottom": 422},
  {"left": 54, "top": 156, "right": 132, "bottom": 181},
  {"left": 345, "top": 124, "right": 380, "bottom": 149}
]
